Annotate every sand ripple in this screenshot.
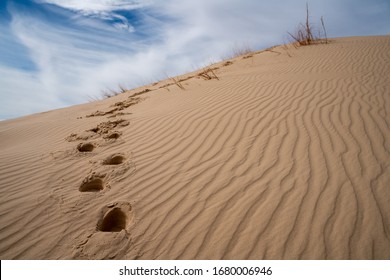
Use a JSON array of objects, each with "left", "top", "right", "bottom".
[{"left": 0, "top": 36, "right": 389, "bottom": 259}]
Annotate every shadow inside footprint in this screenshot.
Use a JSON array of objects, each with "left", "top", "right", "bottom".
[
  {"left": 77, "top": 142, "right": 95, "bottom": 152},
  {"left": 104, "top": 131, "right": 121, "bottom": 139},
  {"left": 98, "top": 208, "right": 127, "bottom": 232},
  {"left": 103, "top": 154, "right": 125, "bottom": 165},
  {"left": 79, "top": 175, "right": 105, "bottom": 192},
  {"left": 97, "top": 202, "right": 133, "bottom": 232}
]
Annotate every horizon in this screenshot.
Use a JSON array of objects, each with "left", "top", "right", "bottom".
[{"left": 1, "top": 0, "right": 390, "bottom": 121}]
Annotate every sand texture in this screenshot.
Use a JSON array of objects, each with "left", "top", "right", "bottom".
[{"left": 1, "top": 36, "right": 390, "bottom": 259}]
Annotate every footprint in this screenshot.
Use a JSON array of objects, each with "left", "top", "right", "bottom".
[
  {"left": 97, "top": 202, "right": 133, "bottom": 232},
  {"left": 85, "top": 97, "right": 142, "bottom": 118},
  {"left": 86, "top": 108, "right": 118, "bottom": 118},
  {"left": 66, "top": 131, "right": 97, "bottom": 142},
  {"left": 89, "top": 119, "right": 130, "bottom": 135},
  {"left": 103, "top": 154, "right": 125, "bottom": 165},
  {"left": 103, "top": 131, "right": 122, "bottom": 140},
  {"left": 79, "top": 174, "right": 106, "bottom": 192},
  {"left": 77, "top": 142, "right": 95, "bottom": 152},
  {"left": 66, "top": 119, "right": 129, "bottom": 143}
]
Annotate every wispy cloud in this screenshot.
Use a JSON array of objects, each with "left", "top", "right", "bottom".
[
  {"left": 1, "top": 0, "right": 390, "bottom": 120},
  {"left": 0, "top": 67, "right": 61, "bottom": 120},
  {"left": 37, "top": 0, "right": 149, "bottom": 13},
  {"left": 37, "top": 0, "right": 151, "bottom": 32}
]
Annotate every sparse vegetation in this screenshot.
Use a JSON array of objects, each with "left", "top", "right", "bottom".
[
  {"left": 222, "top": 43, "right": 253, "bottom": 60},
  {"left": 320, "top": 16, "right": 328, "bottom": 44},
  {"left": 288, "top": 3, "right": 328, "bottom": 47},
  {"left": 171, "top": 77, "right": 185, "bottom": 90},
  {"left": 281, "top": 42, "right": 293, "bottom": 57},
  {"left": 131, "top": 88, "right": 151, "bottom": 97},
  {"left": 231, "top": 44, "right": 253, "bottom": 57},
  {"left": 101, "top": 84, "right": 128, "bottom": 99},
  {"left": 91, "top": 7, "right": 328, "bottom": 102},
  {"left": 242, "top": 54, "right": 254, "bottom": 59},
  {"left": 198, "top": 67, "right": 219, "bottom": 80}
]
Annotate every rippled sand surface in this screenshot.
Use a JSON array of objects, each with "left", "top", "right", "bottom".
[{"left": 1, "top": 36, "right": 389, "bottom": 259}]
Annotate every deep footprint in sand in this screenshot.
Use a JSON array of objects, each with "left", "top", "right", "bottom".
[
  {"left": 103, "top": 154, "right": 125, "bottom": 165},
  {"left": 77, "top": 142, "right": 95, "bottom": 152},
  {"left": 79, "top": 174, "right": 106, "bottom": 192},
  {"left": 103, "top": 131, "right": 122, "bottom": 140},
  {"left": 97, "top": 202, "right": 133, "bottom": 232}
]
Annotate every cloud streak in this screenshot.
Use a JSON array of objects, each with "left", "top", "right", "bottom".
[
  {"left": 1, "top": 0, "right": 390, "bottom": 120},
  {"left": 37, "top": 0, "right": 151, "bottom": 32},
  {"left": 38, "top": 0, "right": 149, "bottom": 13}
]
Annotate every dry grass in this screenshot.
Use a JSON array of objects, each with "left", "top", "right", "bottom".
[
  {"left": 198, "top": 67, "right": 219, "bottom": 80},
  {"left": 281, "top": 42, "right": 293, "bottom": 57},
  {"left": 321, "top": 16, "right": 328, "bottom": 44},
  {"left": 89, "top": 5, "right": 329, "bottom": 103},
  {"left": 101, "top": 85, "right": 128, "bottom": 99},
  {"left": 232, "top": 44, "right": 253, "bottom": 57},
  {"left": 288, "top": 3, "right": 328, "bottom": 47},
  {"left": 171, "top": 77, "right": 185, "bottom": 90},
  {"left": 222, "top": 43, "right": 253, "bottom": 60}
]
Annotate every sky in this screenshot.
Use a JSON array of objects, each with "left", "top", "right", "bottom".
[{"left": 1, "top": 0, "right": 390, "bottom": 120}]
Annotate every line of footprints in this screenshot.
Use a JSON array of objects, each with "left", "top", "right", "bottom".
[{"left": 67, "top": 117, "right": 134, "bottom": 233}]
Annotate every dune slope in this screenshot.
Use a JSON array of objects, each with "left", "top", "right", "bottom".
[{"left": 0, "top": 36, "right": 390, "bottom": 259}]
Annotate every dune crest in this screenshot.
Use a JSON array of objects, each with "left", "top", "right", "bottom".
[{"left": 1, "top": 36, "right": 390, "bottom": 259}]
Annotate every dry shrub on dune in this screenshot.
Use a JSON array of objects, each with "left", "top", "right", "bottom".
[{"left": 288, "top": 3, "right": 328, "bottom": 47}]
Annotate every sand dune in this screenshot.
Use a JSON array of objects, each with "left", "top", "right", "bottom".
[{"left": 1, "top": 36, "right": 390, "bottom": 259}]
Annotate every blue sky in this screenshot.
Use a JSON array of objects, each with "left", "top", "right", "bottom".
[{"left": 1, "top": 0, "right": 390, "bottom": 120}]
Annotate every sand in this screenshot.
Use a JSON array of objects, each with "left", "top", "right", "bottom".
[{"left": 0, "top": 36, "right": 389, "bottom": 259}]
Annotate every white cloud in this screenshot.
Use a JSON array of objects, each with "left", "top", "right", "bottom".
[
  {"left": 0, "top": 67, "right": 64, "bottom": 120},
  {"left": 36, "top": 0, "right": 151, "bottom": 33},
  {"left": 36, "top": 0, "right": 150, "bottom": 14},
  {"left": 1, "top": 2, "right": 193, "bottom": 119},
  {"left": 1, "top": 0, "right": 390, "bottom": 120}
]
